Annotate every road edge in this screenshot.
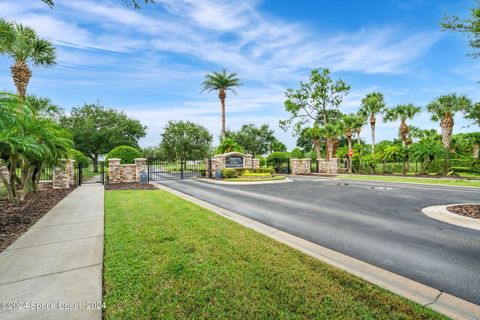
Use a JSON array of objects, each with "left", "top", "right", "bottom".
[
  {"left": 422, "top": 204, "right": 480, "bottom": 231},
  {"left": 152, "top": 182, "right": 480, "bottom": 320}
]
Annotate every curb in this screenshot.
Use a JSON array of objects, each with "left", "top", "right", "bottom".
[
  {"left": 151, "top": 182, "right": 480, "bottom": 320},
  {"left": 422, "top": 204, "right": 480, "bottom": 231}
]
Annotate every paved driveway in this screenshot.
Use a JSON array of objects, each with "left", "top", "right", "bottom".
[{"left": 157, "top": 176, "right": 480, "bottom": 305}]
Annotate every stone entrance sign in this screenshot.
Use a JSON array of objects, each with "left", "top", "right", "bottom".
[
  {"left": 225, "top": 155, "right": 244, "bottom": 168},
  {"left": 208, "top": 152, "right": 260, "bottom": 176}
]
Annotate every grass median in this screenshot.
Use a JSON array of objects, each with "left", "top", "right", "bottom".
[
  {"left": 104, "top": 189, "right": 446, "bottom": 319},
  {"left": 339, "top": 174, "right": 480, "bottom": 187}
]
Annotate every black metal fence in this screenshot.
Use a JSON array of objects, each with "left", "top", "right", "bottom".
[{"left": 148, "top": 159, "right": 208, "bottom": 181}]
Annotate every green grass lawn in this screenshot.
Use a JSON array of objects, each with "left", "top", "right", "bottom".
[
  {"left": 104, "top": 190, "right": 445, "bottom": 320},
  {"left": 338, "top": 174, "right": 480, "bottom": 187}
]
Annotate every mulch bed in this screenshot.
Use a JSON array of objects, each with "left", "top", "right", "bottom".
[
  {"left": 0, "top": 187, "right": 73, "bottom": 252},
  {"left": 447, "top": 205, "right": 480, "bottom": 219},
  {"left": 105, "top": 183, "right": 157, "bottom": 191}
]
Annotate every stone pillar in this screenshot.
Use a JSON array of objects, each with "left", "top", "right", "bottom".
[
  {"left": 317, "top": 158, "right": 339, "bottom": 174},
  {"left": 108, "top": 158, "right": 121, "bottom": 184},
  {"left": 252, "top": 158, "right": 260, "bottom": 169},
  {"left": 290, "top": 158, "right": 311, "bottom": 175},
  {"left": 134, "top": 158, "right": 147, "bottom": 182},
  {"left": 53, "top": 159, "right": 75, "bottom": 189},
  {"left": 244, "top": 154, "right": 253, "bottom": 168}
]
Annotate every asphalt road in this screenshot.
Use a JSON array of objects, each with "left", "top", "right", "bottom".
[{"left": 157, "top": 176, "right": 480, "bottom": 305}]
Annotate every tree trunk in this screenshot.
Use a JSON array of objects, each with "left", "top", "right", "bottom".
[
  {"left": 9, "top": 158, "right": 18, "bottom": 203},
  {"left": 399, "top": 121, "right": 408, "bottom": 147},
  {"left": 347, "top": 137, "right": 352, "bottom": 174},
  {"left": 93, "top": 155, "right": 99, "bottom": 173},
  {"left": 313, "top": 139, "right": 321, "bottom": 159},
  {"left": 473, "top": 143, "right": 480, "bottom": 159},
  {"left": 440, "top": 113, "right": 453, "bottom": 175},
  {"left": 370, "top": 114, "right": 376, "bottom": 155},
  {"left": 219, "top": 88, "right": 226, "bottom": 138},
  {"left": 355, "top": 128, "right": 361, "bottom": 144},
  {"left": 19, "top": 167, "right": 34, "bottom": 202},
  {"left": 326, "top": 138, "right": 334, "bottom": 161},
  {"left": 10, "top": 59, "right": 32, "bottom": 99},
  {"left": 0, "top": 165, "right": 14, "bottom": 202}
]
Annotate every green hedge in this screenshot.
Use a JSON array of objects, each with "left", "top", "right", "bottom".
[
  {"left": 106, "top": 146, "right": 142, "bottom": 164},
  {"left": 242, "top": 172, "right": 272, "bottom": 177},
  {"left": 222, "top": 168, "right": 238, "bottom": 178}
]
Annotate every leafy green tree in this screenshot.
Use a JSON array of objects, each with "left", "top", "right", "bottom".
[
  {"left": 160, "top": 120, "right": 212, "bottom": 160},
  {"left": 216, "top": 137, "right": 244, "bottom": 154},
  {"left": 201, "top": 69, "right": 241, "bottom": 137},
  {"left": 359, "top": 92, "right": 386, "bottom": 155},
  {"left": 266, "top": 152, "right": 288, "bottom": 172},
  {"left": 465, "top": 102, "right": 480, "bottom": 127},
  {"left": 41, "top": 0, "right": 154, "bottom": 9},
  {"left": 427, "top": 93, "right": 472, "bottom": 174},
  {"left": 269, "top": 138, "right": 287, "bottom": 153},
  {"left": 26, "top": 94, "right": 64, "bottom": 122},
  {"left": 60, "top": 103, "right": 146, "bottom": 172},
  {"left": 232, "top": 124, "right": 274, "bottom": 157},
  {"left": 384, "top": 104, "right": 421, "bottom": 147},
  {"left": 289, "top": 148, "right": 304, "bottom": 159},
  {"left": 441, "top": 3, "right": 480, "bottom": 58},
  {"left": 280, "top": 68, "right": 350, "bottom": 159},
  {"left": 0, "top": 18, "right": 56, "bottom": 99}
]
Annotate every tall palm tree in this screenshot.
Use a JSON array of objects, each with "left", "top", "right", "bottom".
[
  {"left": 384, "top": 103, "right": 421, "bottom": 147},
  {"left": 359, "top": 92, "right": 386, "bottom": 155},
  {"left": 201, "top": 69, "right": 241, "bottom": 138},
  {"left": 318, "top": 123, "right": 342, "bottom": 161},
  {"left": 0, "top": 18, "right": 56, "bottom": 99},
  {"left": 427, "top": 93, "right": 472, "bottom": 174},
  {"left": 341, "top": 114, "right": 364, "bottom": 173}
]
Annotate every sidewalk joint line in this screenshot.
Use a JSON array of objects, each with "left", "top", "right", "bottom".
[
  {"left": 4, "top": 235, "right": 102, "bottom": 252},
  {"left": 0, "top": 263, "right": 102, "bottom": 287}
]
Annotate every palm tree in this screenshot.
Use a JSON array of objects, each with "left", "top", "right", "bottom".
[
  {"left": 341, "top": 113, "right": 364, "bottom": 173},
  {"left": 359, "top": 92, "right": 386, "bottom": 155},
  {"left": 0, "top": 18, "right": 56, "bottom": 99},
  {"left": 318, "top": 123, "right": 342, "bottom": 161},
  {"left": 427, "top": 93, "right": 472, "bottom": 174},
  {"left": 201, "top": 69, "right": 241, "bottom": 138},
  {"left": 384, "top": 104, "right": 421, "bottom": 147}
]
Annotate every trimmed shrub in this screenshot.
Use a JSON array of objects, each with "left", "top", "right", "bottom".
[
  {"left": 254, "top": 167, "right": 275, "bottom": 175},
  {"left": 242, "top": 172, "right": 272, "bottom": 178},
  {"left": 69, "top": 149, "right": 89, "bottom": 167},
  {"left": 289, "top": 148, "right": 304, "bottom": 159},
  {"left": 106, "top": 146, "right": 142, "bottom": 164},
  {"left": 222, "top": 168, "right": 238, "bottom": 178}
]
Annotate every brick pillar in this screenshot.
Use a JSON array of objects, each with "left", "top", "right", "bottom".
[
  {"left": 244, "top": 154, "right": 253, "bottom": 168},
  {"left": 134, "top": 158, "right": 147, "bottom": 182},
  {"left": 108, "top": 158, "right": 121, "bottom": 184},
  {"left": 53, "top": 159, "right": 75, "bottom": 189},
  {"left": 317, "top": 158, "right": 338, "bottom": 174}
]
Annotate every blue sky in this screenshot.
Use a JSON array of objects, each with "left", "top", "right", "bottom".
[{"left": 0, "top": 0, "right": 479, "bottom": 149}]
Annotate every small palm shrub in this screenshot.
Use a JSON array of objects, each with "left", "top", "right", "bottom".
[{"left": 106, "top": 146, "right": 141, "bottom": 164}]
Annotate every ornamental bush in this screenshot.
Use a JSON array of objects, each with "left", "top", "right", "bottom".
[
  {"left": 106, "top": 146, "right": 142, "bottom": 164},
  {"left": 69, "top": 149, "right": 89, "bottom": 167},
  {"left": 254, "top": 167, "right": 275, "bottom": 175},
  {"left": 242, "top": 172, "right": 272, "bottom": 178},
  {"left": 222, "top": 168, "right": 238, "bottom": 178}
]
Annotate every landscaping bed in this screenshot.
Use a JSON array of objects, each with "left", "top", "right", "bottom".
[
  {"left": 104, "top": 190, "right": 445, "bottom": 319},
  {"left": 225, "top": 175, "right": 286, "bottom": 182},
  {"left": 105, "top": 182, "right": 157, "bottom": 191},
  {"left": 0, "top": 186, "right": 73, "bottom": 252},
  {"left": 447, "top": 204, "right": 480, "bottom": 219}
]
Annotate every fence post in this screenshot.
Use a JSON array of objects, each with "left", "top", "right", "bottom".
[
  {"left": 100, "top": 162, "right": 104, "bottom": 185},
  {"left": 180, "top": 160, "right": 184, "bottom": 179},
  {"left": 147, "top": 159, "right": 150, "bottom": 182},
  {"left": 78, "top": 162, "right": 83, "bottom": 186}
]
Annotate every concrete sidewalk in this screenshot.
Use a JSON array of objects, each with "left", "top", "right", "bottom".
[{"left": 0, "top": 184, "right": 104, "bottom": 320}]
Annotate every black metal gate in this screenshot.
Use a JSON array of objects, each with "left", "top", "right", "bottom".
[
  {"left": 148, "top": 159, "right": 208, "bottom": 181},
  {"left": 77, "top": 161, "right": 105, "bottom": 186}
]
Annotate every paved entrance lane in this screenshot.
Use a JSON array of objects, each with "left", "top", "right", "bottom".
[{"left": 158, "top": 178, "right": 480, "bottom": 305}]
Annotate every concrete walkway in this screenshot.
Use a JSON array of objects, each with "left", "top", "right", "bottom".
[{"left": 0, "top": 184, "right": 104, "bottom": 320}]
